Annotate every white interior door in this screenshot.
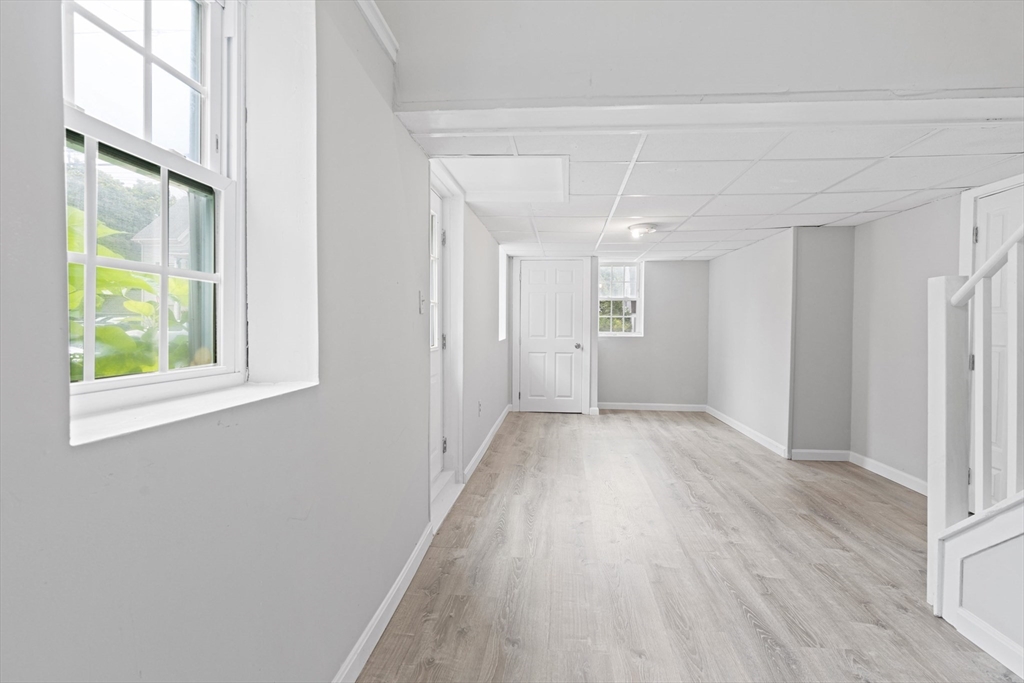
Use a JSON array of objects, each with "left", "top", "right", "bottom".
[
  {"left": 428, "top": 191, "right": 444, "bottom": 487},
  {"left": 519, "top": 259, "right": 584, "bottom": 413},
  {"left": 973, "top": 184, "right": 1023, "bottom": 505}
]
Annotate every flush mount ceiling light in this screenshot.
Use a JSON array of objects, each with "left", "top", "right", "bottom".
[{"left": 629, "top": 223, "right": 657, "bottom": 239}]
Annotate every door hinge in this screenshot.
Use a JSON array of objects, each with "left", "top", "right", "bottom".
[
  {"left": 442, "top": 333, "right": 447, "bottom": 350},
  {"left": 969, "top": 354, "right": 975, "bottom": 371},
  {"left": 442, "top": 437, "right": 447, "bottom": 454},
  {"left": 968, "top": 467, "right": 972, "bottom": 485},
  {"left": 974, "top": 226, "right": 980, "bottom": 244},
  {"left": 518, "top": 391, "right": 521, "bottom": 400},
  {"left": 441, "top": 230, "right": 447, "bottom": 247}
]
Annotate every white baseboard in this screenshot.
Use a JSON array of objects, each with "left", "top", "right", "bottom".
[
  {"left": 597, "top": 402, "right": 707, "bottom": 412},
  {"left": 464, "top": 404, "right": 510, "bottom": 482},
  {"left": 848, "top": 451, "right": 927, "bottom": 495},
  {"left": 589, "top": 407, "right": 600, "bottom": 416},
  {"left": 429, "top": 476, "right": 463, "bottom": 534},
  {"left": 791, "top": 449, "right": 851, "bottom": 462},
  {"left": 332, "top": 523, "right": 433, "bottom": 683},
  {"left": 705, "top": 406, "right": 788, "bottom": 458}
]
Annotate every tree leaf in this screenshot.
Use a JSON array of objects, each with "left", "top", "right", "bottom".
[
  {"left": 122, "top": 300, "right": 155, "bottom": 316},
  {"left": 95, "top": 325, "right": 137, "bottom": 354},
  {"left": 68, "top": 290, "right": 84, "bottom": 311},
  {"left": 97, "top": 244, "right": 125, "bottom": 259},
  {"left": 67, "top": 206, "right": 84, "bottom": 252}
]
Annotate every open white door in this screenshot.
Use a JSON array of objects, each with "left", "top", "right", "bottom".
[
  {"left": 518, "top": 259, "right": 585, "bottom": 413},
  {"left": 969, "top": 179, "right": 1024, "bottom": 508},
  {"left": 428, "top": 190, "right": 446, "bottom": 492}
]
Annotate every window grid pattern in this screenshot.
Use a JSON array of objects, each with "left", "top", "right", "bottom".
[
  {"left": 66, "top": 132, "right": 220, "bottom": 383},
  {"left": 598, "top": 264, "right": 640, "bottom": 335},
  {"left": 64, "top": 0, "right": 208, "bottom": 164}
]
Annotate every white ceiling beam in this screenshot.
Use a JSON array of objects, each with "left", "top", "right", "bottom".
[
  {"left": 398, "top": 98, "right": 1024, "bottom": 137},
  {"left": 355, "top": 0, "right": 399, "bottom": 63}
]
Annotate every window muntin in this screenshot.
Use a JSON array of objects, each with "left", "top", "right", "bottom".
[
  {"left": 63, "top": 0, "right": 240, "bottom": 400},
  {"left": 598, "top": 264, "right": 643, "bottom": 336}
]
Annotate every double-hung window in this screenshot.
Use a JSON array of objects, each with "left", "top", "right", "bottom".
[
  {"left": 598, "top": 263, "right": 643, "bottom": 336},
  {"left": 62, "top": 0, "right": 243, "bottom": 405}
]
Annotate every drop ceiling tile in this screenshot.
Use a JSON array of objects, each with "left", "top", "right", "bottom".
[
  {"left": 765, "top": 127, "right": 934, "bottom": 159},
  {"left": 698, "top": 194, "right": 810, "bottom": 216},
  {"left": 737, "top": 228, "right": 788, "bottom": 241},
  {"left": 536, "top": 232, "right": 600, "bottom": 244},
  {"left": 413, "top": 135, "right": 514, "bottom": 156},
  {"left": 688, "top": 250, "right": 733, "bottom": 260},
  {"left": 615, "top": 195, "right": 712, "bottom": 217},
  {"left": 645, "top": 251, "right": 704, "bottom": 260},
  {"left": 713, "top": 240, "right": 756, "bottom": 249},
  {"left": 569, "top": 162, "right": 628, "bottom": 195},
  {"left": 531, "top": 195, "right": 616, "bottom": 217},
  {"left": 625, "top": 161, "right": 750, "bottom": 195},
  {"left": 467, "top": 202, "right": 533, "bottom": 217},
  {"left": 896, "top": 125, "right": 1024, "bottom": 157},
  {"left": 787, "top": 191, "right": 912, "bottom": 214},
  {"left": 647, "top": 241, "right": 717, "bottom": 251},
  {"left": 830, "top": 155, "right": 1008, "bottom": 192},
  {"left": 639, "top": 131, "right": 783, "bottom": 161},
  {"left": 543, "top": 244, "right": 596, "bottom": 254},
  {"left": 935, "top": 155, "right": 1024, "bottom": 189},
  {"left": 872, "top": 188, "right": 963, "bottom": 213},
  {"left": 533, "top": 217, "right": 605, "bottom": 233},
  {"left": 515, "top": 134, "right": 641, "bottom": 161},
  {"left": 481, "top": 216, "right": 535, "bottom": 232},
  {"left": 597, "top": 242, "right": 649, "bottom": 252},
  {"left": 754, "top": 213, "right": 853, "bottom": 228},
  {"left": 661, "top": 230, "right": 741, "bottom": 242},
  {"left": 601, "top": 230, "right": 678, "bottom": 244},
  {"left": 681, "top": 215, "right": 773, "bottom": 231},
  {"left": 826, "top": 212, "right": 898, "bottom": 226},
  {"left": 490, "top": 231, "right": 538, "bottom": 245},
  {"left": 726, "top": 159, "right": 873, "bottom": 194}
]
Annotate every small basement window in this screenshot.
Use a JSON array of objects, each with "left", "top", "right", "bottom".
[{"left": 598, "top": 263, "right": 643, "bottom": 336}]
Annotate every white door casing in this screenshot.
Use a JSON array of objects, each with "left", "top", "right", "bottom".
[
  {"left": 428, "top": 190, "right": 444, "bottom": 487},
  {"left": 517, "top": 259, "right": 585, "bottom": 413},
  {"left": 972, "top": 184, "right": 1024, "bottom": 505}
]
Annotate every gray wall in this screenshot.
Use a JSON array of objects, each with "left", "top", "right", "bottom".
[
  {"left": 463, "top": 209, "right": 510, "bottom": 463},
  {"left": 791, "top": 227, "right": 855, "bottom": 452},
  {"left": 851, "top": 196, "right": 962, "bottom": 481},
  {"left": 0, "top": 2, "right": 433, "bottom": 680},
  {"left": 598, "top": 261, "right": 708, "bottom": 406},
  {"left": 708, "top": 230, "right": 795, "bottom": 450}
]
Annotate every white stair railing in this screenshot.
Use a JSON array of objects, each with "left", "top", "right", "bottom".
[{"left": 927, "top": 223, "right": 1024, "bottom": 610}]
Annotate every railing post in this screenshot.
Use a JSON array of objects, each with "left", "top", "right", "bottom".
[
  {"left": 973, "top": 277, "right": 993, "bottom": 512},
  {"left": 927, "top": 276, "right": 970, "bottom": 612},
  {"left": 1007, "top": 241, "right": 1023, "bottom": 497}
]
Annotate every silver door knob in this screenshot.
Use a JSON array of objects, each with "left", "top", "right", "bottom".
[{"left": 574, "top": 343, "right": 582, "bottom": 349}]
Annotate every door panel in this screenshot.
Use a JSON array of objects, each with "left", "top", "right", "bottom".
[{"left": 519, "top": 259, "right": 584, "bottom": 413}]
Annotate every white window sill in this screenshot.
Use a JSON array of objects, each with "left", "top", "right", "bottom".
[
  {"left": 599, "top": 333, "right": 645, "bottom": 338},
  {"left": 70, "top": 380, "right": 318, "bottom": 446}
]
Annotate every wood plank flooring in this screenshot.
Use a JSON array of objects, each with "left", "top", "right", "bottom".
[{"left": 358, "top": 410, "right": 1020, "bottom": 682}]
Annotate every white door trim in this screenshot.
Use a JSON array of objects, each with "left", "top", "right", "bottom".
[
  {"left": 429, "top": 163, "right": 466, "bottom": 530},
  {"left": 511, "top": 256, "right": 592, "bottom": 415},
  {"left": 960, "top": 174, "right": 1024, "bottom": 276}
]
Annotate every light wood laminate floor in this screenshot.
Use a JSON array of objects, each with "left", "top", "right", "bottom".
[{"left": 359, "top": 411, "right": 1020, "bottom": 682}]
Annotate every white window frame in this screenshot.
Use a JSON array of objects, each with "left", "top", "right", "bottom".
[
  {"left": 63, "top": 0, "right": 247, "bottom": 417},
  {"left": 598, "top": 262, "right": 644, "bottom": 337}
]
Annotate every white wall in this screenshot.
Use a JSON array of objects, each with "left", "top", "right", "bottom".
[
  {"left": 791, "top": 227, "right": 855, "bottom": 452},
  {"left": 708, "top": 230, "right": 795, "bottom": 452},
  {"left": 0, "top": 2, "right": 432, "bottom": 680},
  {"left": 598, "top": 261, "right": 708, "bottom": 407},
  {"left": 463, "top": 209, "right": 510, "bottom": 465},
  {"left": 851, "top": 196, "right": 962, "bottom": 482},
  {"left": 378, "top": 0, "right": 1023, "bottom": 110}
]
